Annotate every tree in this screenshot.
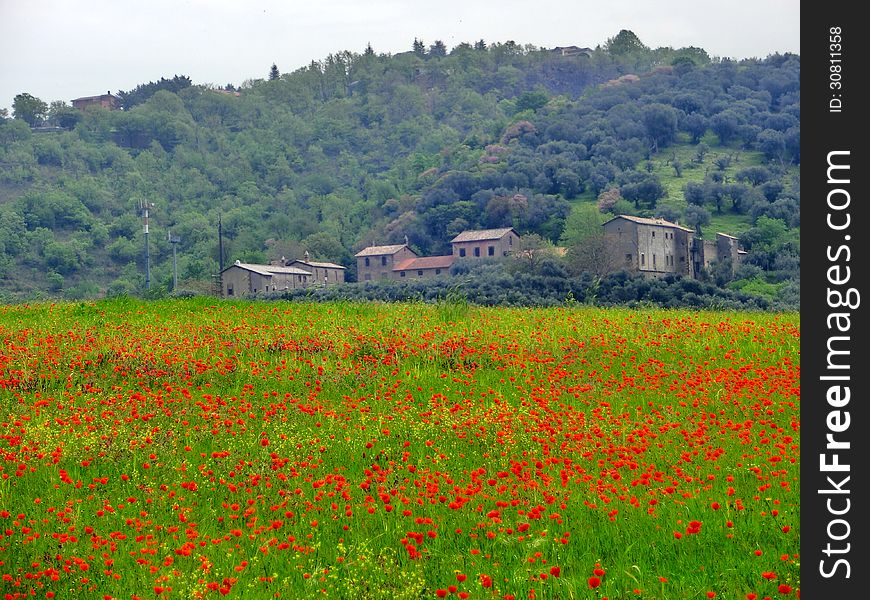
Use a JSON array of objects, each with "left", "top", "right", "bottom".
[
  {"left": 364, "top": 42, "right": 374, "bottom": 56},
  {"left": 47, "top": 100, "right": 81, "bottom": 129},
  {"left": 621, "top": 174, "right": 666, "bottom": 209},
  {"left": 604, "top": 30, "right": 648, "bottom": 56},
  {"left": 474, "top": 39, "right": 487, "bottom": 51},
  {"left": 412, "top": 38, "right": 426, "bottom": 56},
  {"left": 429, "top": 40, "right": 447, "bottom": 58},
  {"left": 642, "top": 103, "right": 678, "bottom": 151},
  {"left": 12, "top": 93, "right": 48, "bottom": 126},
  {"left": 515, "top": 91, "right": 549, "bottom": 113},
  {"left": 269, "top": 63, "right": 280, "bottom": 80}
]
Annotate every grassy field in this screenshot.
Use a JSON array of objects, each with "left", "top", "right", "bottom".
[{"left": 0, "top": 298, "right": 800, "bottom": 599}]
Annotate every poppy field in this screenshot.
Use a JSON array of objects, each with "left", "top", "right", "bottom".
[{"left": 0, "top": 298, "right": 800, "bottom": 599}]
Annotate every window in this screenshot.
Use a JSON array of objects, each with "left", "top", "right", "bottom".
[
  {"left": 488, "top": 246, "right": 495, "bottom": 256},
  {"left": 400, "top": 271, "right": 406, "bottom": 277},
  {"left": 509, "top": 236, "right": 513, "bottom": 245},
  {"left": 365, "top": 257, "right": 370, "bottom": 267},
  {"left": 227, "top": 286, "right": 234, "bottom": 296},
  {"left": 417, "top": 270, "right": 423, "bottom": 276},
  {"left": 625, "top": 253, "right": 632, "bottom": 263},
  {"left": 381, "top": 256, "right": 387, "bottom": 266},
  {"left": 653, "top": 254, "right": 657, "bottom": 267},
  {"left": 435, "top": 269, "right": 441, "bottom": 275},
  {"left": 641, "top": 253, "right": 645, "bottom": 266},
  {"left": 651, "top": 231, "right": 655, "bottom": 238},
  {"left": 474, "top": 247, "right": 480, "bottom": 257},
  {"left": 459, "top": 248, "right": 466, "bottom": 257}
]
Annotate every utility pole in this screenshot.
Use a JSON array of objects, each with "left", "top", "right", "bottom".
[
  {"left": 168, "top": 230, "right": 180, "bottom": 291},
  {"left": 139, "top": 199, "right": 155, "bottom": 290},
  {"left": 218, "top": 214, "right": 224, "bottom": 272}
]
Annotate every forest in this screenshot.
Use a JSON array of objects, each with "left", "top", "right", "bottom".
[{"left": 0, "top": 31, "right": 799, "bottom": 308}]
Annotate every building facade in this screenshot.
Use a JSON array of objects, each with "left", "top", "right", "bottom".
[
  {"left": 71, "top": 92, "right": 121, "bottom": 111},
  {"left": 355, "top": 244, "right": 418, "bottom": 281},
  {"left": 450, "top": 228, "right": 519, "bottom": 260},
  {"left": 392, "top": 255, "right": 455, "bottom": 280},
  {"left": 603, "top": 215, "right": 695, "bottom": 278},
  {"left": 220, "top": 261, "right": 312, "bottom": 296},
  {"left": 286, "top": 252, "right": 346, "bottom": 286},
  {"left": 603, "top": 215, "right": 743, "bottom": 279}
]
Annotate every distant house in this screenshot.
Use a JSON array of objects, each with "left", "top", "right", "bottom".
[
  {"left": 603, "top": 215, "right": 694, "bottom": 277},
  {"left": 220, "top": 261, "right": 312, "bottom": 296},
  {"left": 393, "top": 255, "right": 454, "bottom": 280},
  {"left": 551, "top": 46, "right": 593, "bottom": 57},
  {"left": 71, "top": 91, "right": 121, "bottom": 111},
  {"left": 602, "top": 215, "right": 744, "bottom": 278},
  {"left": 699, "top": 232, "right": 746, "bottom": 275},
  {"left": 286, "top": 252, "right": 346, "bottom": 286},
  {"left": 355, "top": 243, "right": 418, "bottom": 281},
  {"left": 451, "top": 228, "right": 519, "bottom": 259}
]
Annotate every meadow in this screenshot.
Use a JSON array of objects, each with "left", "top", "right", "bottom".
[{"left": 0, "top": 298, "right": 800, "bottom": 599}]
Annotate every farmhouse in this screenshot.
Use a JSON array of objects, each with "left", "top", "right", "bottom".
[
  {"left": 551, "top": 46, "right": 593, "bottom": 57},
  {"left": 393, "top": 255, "right": 455, "bottom": 280},
  {"left": 355, "top": 243, "right": 418, "bottom": 282},
  {"left": 286, "top": 252, "right": 346, "bottom": 286},
  {"left": 602, "top": 215, "right": 744, "bottom": 278},
  {"left": 220, "top": 261, "right": 312, "bottom": 296},
  {"left": 451, "top": 228, "right": 519, "bottom": 259},
  {"left": 71, "top": 91, "right": 121, "bottom": 111}
]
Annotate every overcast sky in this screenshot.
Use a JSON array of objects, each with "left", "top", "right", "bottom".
[{"left": 1, "top": 0, "right": 799, "bottom": 114}]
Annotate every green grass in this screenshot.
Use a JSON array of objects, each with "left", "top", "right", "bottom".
[{"left": 0, "top": 298, "right": 800, "bottom": 599}]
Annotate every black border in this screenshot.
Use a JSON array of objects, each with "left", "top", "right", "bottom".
[{"left": 801, "top": 4, "right": 869, "bottom": 596}]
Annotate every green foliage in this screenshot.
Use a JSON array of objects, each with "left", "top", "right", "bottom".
[
  {"left": 12, "top": 93, "right": 48, "bottom": 126},
  {"left": 0, "top": 42, "right": 798, "bottom": 302}
]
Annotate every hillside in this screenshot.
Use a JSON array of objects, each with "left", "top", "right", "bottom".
[{"left": 0, "top": 35, "right": 799, "bottom": 304}]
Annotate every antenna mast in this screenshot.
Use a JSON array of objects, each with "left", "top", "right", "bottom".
[
  {"left": 168, "top": 230, "right": 181, "bottom": 291},
  {"left": 139, "top": 199, "right": 155, "bottom": 290},
  {"left": 218, "top": 214, "right": 224, "bottom": 272}
]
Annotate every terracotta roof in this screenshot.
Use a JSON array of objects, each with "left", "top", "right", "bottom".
[
  {"left": 224, "top": 262, "right": 312, "bottom": 276},
  {"left": 354, "top": 244, "right": 414, "bottom": 257},
  {"left": 450, "top": 228, "right": 516, "bottom": 243},
  {"left": 393, "top": 256, "right": 455, "bottom": 271},
  {"left": 603, "top": 215, "right": 694, "bottom": 232},
  {"left": 288, "top": 259, "right": 346, "bottom": 270}
]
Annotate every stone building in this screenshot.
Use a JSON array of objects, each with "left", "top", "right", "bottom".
[
  {"left": 603, "top": 215, "right": 695, "bottom": 277},
  {"left": 71, "top": 92, "right": 121, "bottom": 110},
  {"left": 603, "top": 215, "right": 744, "bottom": 279},
  {"left": 450, "top": 228, "right": 519, "bottom": 260},
  {"left": 220, "top": 261, "right": 312, "bottom": 296},
  {"left": 355, "top": 244, "right": 418, "bottom": 282},
  {"left": 286, "top": 252, "right": 346, "bottom": 286},
  {"left": 392, "top": 255, "right": 455, "bottom": 280}
]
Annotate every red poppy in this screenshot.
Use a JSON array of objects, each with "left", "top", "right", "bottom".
[{"left": 588, "top": 577, "right": 601, "bottom": 589}]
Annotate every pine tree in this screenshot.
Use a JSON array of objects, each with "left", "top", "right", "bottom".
[{"left": 269, "top": 63, "right": 280, "bottom": 80}]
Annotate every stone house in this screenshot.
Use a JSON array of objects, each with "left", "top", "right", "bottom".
[
  {"left": 220, "top": 261, "right": 312, "bottom": 296},
  {"left": 393, "top": 255, "right": 455, "bottom": 280},
  {"left": 71, "top": 92, "right": 121, "bottom": 110},
  {"left": 697, "top": 232, "right": 746, "bottom": 275},
  {"left": 450, "top": 228, "right": 519, "bottom": 260},
  {"left": 602, "top": 215, "right": 695, "bottom": 277},
  {"left": 355, "top": 244, "right": 418, "bottom": 282},
  {"left": 286, "top": 252, "right": 346, "bottom": 286},
  {"left": 603, "top": 215, "right": 744, "bottom": 279}
]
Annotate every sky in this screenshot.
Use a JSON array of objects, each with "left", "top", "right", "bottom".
[{"left": 1, "top": 0, "right": 799, "bottom": 114}]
